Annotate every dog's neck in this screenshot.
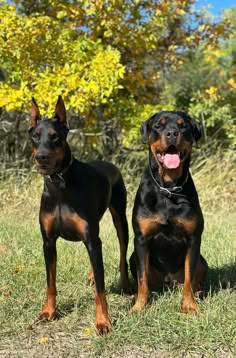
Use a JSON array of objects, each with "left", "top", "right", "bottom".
[
  {"left": 58, "top": 142, "right": 73, "bottom": 175},
  {"left": 45, "top": 143, "right": 73, "bottom": 190}
]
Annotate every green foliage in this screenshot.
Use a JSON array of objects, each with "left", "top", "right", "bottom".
[
  {"left": 0, "top": 3, "right": 124, "bottom": 115},
  {"left": 0, "top": 1, "right": 235, "bottom": 156},
  {"left": 189, "top": 96, "right": 233, "bottom": 146}
]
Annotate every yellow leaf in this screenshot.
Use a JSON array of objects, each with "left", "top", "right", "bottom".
[
  {"left": 39, "top": 336, "right": 49, "bottom": 344},
  {"left": 12, "top": 264, "right": 25, "bottom": 275},
  {"left": 56, "top": 10, "right": 67, "bottom": 19},
  {"left": 85, "top": 327, "right": 91, "bottom": 337},
  {"left": 176, "top": 9, "right": 185, "bottom": 15},
  {"left": 227, "top": 78, "right": 236, "bottom": 89},
  {"left": 205, "top": 86, "right": 218, "bottom": 95}
]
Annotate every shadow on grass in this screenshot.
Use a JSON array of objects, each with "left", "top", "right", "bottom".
[
  {"left": 33, "top": 262, "right": 235, "bottom": 325},
  {"left": 35, "top": 294, "right": 95, "bottom": 323},
  {"left": 54, "top": 300, "right": 76, "bottom": 320},
  {"left": 205, "top": 263, "right": 236, "bottom": 293},
  {"left": 120, "top": 261, "right": 236, "bottom": 304},
  {"left": 108, "top": 275, "right": 137, "bottom": 296}
]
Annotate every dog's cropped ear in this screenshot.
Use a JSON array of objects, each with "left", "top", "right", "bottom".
[
  {"left": 140, "top": 120, "right": 150, "bottom": 144},
  {"left": 191, "top": 118, "right": 202, "bottom": 141},
  {"left": 55, "top": 95, "right": 69, "bottom": 129},
  {"left": 29, "top": 97, "right": 40, "bottom": 132}
]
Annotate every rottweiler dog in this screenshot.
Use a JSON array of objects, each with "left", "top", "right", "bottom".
[
  {"left": 29, "top": 96, "right": 130, "bottom": 334},
  {"left": 130, "top": 111, "right": 208, "bottom": 313}
]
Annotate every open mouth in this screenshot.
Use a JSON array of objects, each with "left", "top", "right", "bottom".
[{"left": 156, "top": 145, "right": 186, "bottom": 169}]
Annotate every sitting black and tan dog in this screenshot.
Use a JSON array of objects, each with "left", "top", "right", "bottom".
[
  {"left": 130, "top": 111, "right": 208, "bottom": 314},
  {"left": 29, "top": 96, "right": 130, "bottom": 334}
]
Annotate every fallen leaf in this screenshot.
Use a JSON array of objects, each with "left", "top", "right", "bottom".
[
  {"left": 39, "top": 336, "right": 49, "bottom": 344},
  {"left": 12, "top": 264, "right": 25, "bottom": 276},
  {"left": 85, "top": 327, "right": 91, "bottom": 337}
]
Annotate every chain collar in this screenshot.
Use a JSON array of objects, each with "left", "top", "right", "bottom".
[
  {"left": 46, "top": 155, "right": 74, "bottom": 189},
  {"left": 148, "top": 153, "right": 189, "bottom": 198}
]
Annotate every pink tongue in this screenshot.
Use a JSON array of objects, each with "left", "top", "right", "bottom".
[{"left": 163, "top": 154, "right": 180, "bottom": 169}]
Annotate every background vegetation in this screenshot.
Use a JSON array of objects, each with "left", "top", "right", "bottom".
[{"left": 0, "top": 1, "right": 236, "bottom": 357}]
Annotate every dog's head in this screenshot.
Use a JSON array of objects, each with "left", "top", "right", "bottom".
[
  {"left": 141, "top": 111, "right": 201, "bottom": 170},
  {"left": 29, "top": 96, "right": 69, "bottom": 176}
]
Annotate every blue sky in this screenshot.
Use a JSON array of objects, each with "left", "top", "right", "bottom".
[{"left": 196, "top": 0, "right": 235, "bottom": 15}]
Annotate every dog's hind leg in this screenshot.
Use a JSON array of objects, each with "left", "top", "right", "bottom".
[
  {"left": 87, "top": 268, "right": 95, "bottom": 286},
  {"left": 192, "top": 254, "right": 208, "bottom": 296},
  {"left": 109, "top": 178, "right": 131, "bottom": 294}
]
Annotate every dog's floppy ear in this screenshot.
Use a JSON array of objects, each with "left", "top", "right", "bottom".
[
  {"left": 191, "top": 118, "right": 201, "bottom": 141},
  {"left": 55, "top": 95, "right": 69, "bottom": 129},
  {"left": 140, "top": 120, "right": 150, "bottom": 144},
  {"left": 29, "top": 97, "right": 40, "bottom": 132}
]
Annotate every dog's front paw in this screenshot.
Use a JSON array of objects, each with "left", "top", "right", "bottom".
[
  {"left": 130, "top": 298, "right": 147, "bottom": 314},
  {"left": 95, "top": 317, "right": 112, "bottom": 335},
  {"left": 121, "top": 279, "right": 133, "bottom": 295},
  {"left": 39, "top": 303, "right": 55, "bottom": 320},
  {"left": 182, "top": 297, "right": 198, "bottom": 314}
]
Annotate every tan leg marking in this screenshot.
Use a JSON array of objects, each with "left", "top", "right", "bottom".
[{"left": 182, "top": 250, "right": 198, "bottom": 314}]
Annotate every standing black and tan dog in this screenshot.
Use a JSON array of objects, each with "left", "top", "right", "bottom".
[
  {"left": 130, "top": 111, "right": 208, "bottom": 314},
  {"left": 29, "top": 96, "right": 130, "bottom": 334}
]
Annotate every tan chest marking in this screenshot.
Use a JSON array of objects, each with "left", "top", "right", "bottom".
[
  {"left": 40, "top": 212, "right": 57, "bottom": 234},
  {"left": 138, "top": 215, "right": 198, "bottom": 237},
  {"left": 173, "top": 216, "right": 198, "bottom": 235},
  {"left": 63, "top": 213, "right": 88, "bottom": 236},
  {"left": 40, "top": 212, "right": 88, "bottom": 237},
  {"left": 138, "top": 215, "right": 166, "bottom": 237}
]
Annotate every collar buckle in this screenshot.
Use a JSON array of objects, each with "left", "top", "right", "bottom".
[{"left": 46, "top": 155, "right": 73, "bottom": 189}]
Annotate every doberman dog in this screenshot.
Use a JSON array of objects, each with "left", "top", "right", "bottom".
[
  {"left": 29, "top": 96, "right": 130, "bottom": 334},
  {"left": 130, "top": 111, "right": 208, "bottom": 314}
]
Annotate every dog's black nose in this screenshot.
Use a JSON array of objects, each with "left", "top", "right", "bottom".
[
  {"left": 35, "top": 152, "right": 49, "bottom": 162},
  {"left": 166, "top": 130, "right": 179, "bottom": 138}
]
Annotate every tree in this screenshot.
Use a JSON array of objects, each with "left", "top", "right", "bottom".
[
  {"left": 0, "top": 0, "right": 234, "bottom": 162},
  {"left": 0, "top": 3, "right": 124, "bottom": 116}
]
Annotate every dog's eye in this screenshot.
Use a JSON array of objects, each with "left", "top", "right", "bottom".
[
  {"left": 155, "top": 120, "right": 166, "bottom": 129},
  {"left": 32, "top": 132, "right": 40, "bottom": 140},
  {"left": 49, "top": 129, "right": 58, "bottom": 140},
  {"left": 181, "top": 122, "right": 188, "bottom": 129},
  {"left": 50, "top": 133, "right": 59, "bottom": 142}
]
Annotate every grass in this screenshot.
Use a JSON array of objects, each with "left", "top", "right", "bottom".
[{"left": 0, "top": 151, "right": 236, "bottom": 357}]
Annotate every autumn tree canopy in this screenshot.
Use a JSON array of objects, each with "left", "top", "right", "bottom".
[{"left": 0, "top": 0, "right": 235, "bottom": 158}]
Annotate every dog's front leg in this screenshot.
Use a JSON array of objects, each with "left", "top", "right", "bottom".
[
  {"left": 182, "top": 239, "right": 200, "bottom": 314},
  {"left": 131, "top": 236, "right": 149, "bottom": 312},
  {"left": 39, "top": 236, "right": 57, "bottom": 320},
  {"left": 84, "top": 235, "right": 111, "bottom": 335}
]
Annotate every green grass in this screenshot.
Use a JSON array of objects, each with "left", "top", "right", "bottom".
[{"left": 0, "top": 152, "right": 236, "bottom": 357}]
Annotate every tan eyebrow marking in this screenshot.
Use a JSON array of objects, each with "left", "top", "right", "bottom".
[
  {"left": 177, "top": 118, "right": 184, "bottom": 125},
  {"left": 160, "top": 118, "right": 166, "bottom": 125}
]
